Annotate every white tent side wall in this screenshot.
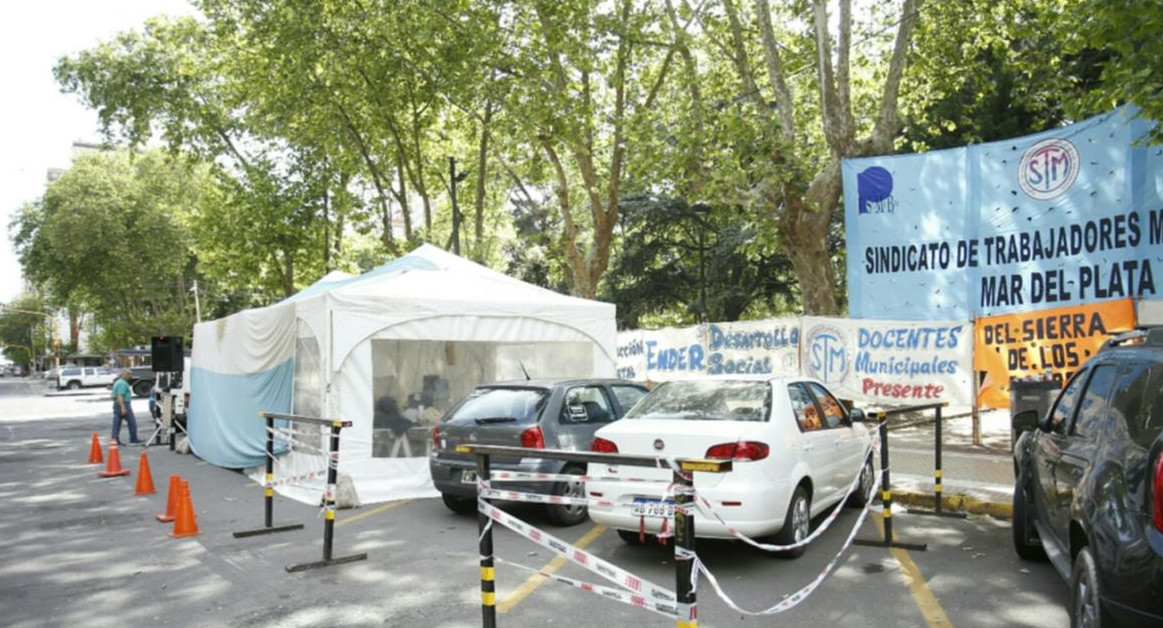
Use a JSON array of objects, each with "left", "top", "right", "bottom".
[
  {"left": 189, "top": 302, "right": 297, "bottom": 468},
  {"left": 192, "top": 245, "right": 618, "bottom": 505}
]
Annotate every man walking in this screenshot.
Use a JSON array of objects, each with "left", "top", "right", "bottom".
[{"left": 112, "top": 369, "right": 141, "bottom": 445}]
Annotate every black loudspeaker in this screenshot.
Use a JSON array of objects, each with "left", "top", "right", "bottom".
[{"left": 151, "top": 336, "right": 185, "bottom": 372}]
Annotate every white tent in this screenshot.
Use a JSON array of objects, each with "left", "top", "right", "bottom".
[{"left": 189, "top": 244, "right": 616, "bottom": 504}]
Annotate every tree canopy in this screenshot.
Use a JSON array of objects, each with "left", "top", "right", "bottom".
[
  {"left": 9, "top": 0, "right": 1152, "bottom": 345},
  {"left": 10, "top": 150, "right": 208, "bottom": 349}
]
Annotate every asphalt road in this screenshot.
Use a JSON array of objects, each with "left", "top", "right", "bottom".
[{"left": 0, "top": 379, "right": 1070, "bottom": 627}]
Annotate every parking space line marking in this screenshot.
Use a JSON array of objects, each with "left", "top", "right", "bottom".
[
  {"left": 875, "top": 514, "right": 952, "bottom": 628},
  {"left": 336, "top": 498, "right": 412, "bottom": 528},
  {"left": 497, "top": 524, "right": 606, "bottom": 614}
]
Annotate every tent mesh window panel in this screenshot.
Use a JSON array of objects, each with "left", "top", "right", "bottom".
[{"left": 370, "top": 339, "right": 592, "bottom": 458}]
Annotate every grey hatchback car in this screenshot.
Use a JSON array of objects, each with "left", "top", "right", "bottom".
[{"left": 430, "top": 378, "right": 649, "bottom": 525}]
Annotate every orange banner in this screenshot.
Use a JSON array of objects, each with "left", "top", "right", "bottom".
[{"left": 973, "top": 300, "right": 1135, "bottom": 408}]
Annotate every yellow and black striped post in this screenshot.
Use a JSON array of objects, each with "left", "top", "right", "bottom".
[
  {"left": 477, "top": 453, "right": 497, "bottom": 628},
  {"left": 232, "top": 414, "right": 304, "bottom": 538},
  {"left": 908, "top": 403, "right": 965, "bottom": 520},
  {"left": 285, "top": 419, "right": 368, "bottom": 572},
  {"left": 322, "top": 421, "right": 341, "bottom": 561},
  {"left": 855, "top": 411, "right": 927, "bottom": 551},
  {"left": 673, "top": 466, "right": 697, "bottom": 628}
]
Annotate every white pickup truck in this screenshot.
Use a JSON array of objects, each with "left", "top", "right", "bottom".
[{"left": 56, "top": 366, "right": 114, "bottom": 390}]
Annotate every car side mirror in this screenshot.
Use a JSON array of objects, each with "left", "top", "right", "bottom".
[
  {"left": 849, "top": 408, "right": 867, "bottom": 423},
  {"left": 1012, "top": 409, "right": 1041, "bottom": 434}
]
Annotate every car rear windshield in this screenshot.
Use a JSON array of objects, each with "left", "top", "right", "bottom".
[
  {"left": 450, "top": 388, "right": 549, "bottom": 424},
  {"left": 624, "top": 380, "right": 770, "bottom": 422}
]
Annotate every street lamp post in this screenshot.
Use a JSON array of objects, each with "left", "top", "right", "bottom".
[{"left": 691, "top": 203, "right": 711, "bottom": 323}]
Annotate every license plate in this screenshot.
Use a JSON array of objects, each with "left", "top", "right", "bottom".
[
  {"left": 630, "top": 499, "right": 674, "bottom": 518},
  {"left": 461, "top": 470, "right": 477, "bottom": 484}
]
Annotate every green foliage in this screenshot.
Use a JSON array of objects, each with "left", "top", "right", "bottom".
[
  {"left": 0, "top": 294, "right": 49, "bottom": 366},
  {"left": 1069, "top": 0, "right": 1163, "bottom": 142},
  {"left": 11, "top": 150, "right": 208, "bottom": 349},
  {"left": 900, "top": 0, "right": 1105, "bottom": 152},
  {"left": 35, "top": 0, "right": 1160, "bottom": 334},
  {"left": 601, "top": 194, "right": 797, "bottom": 329}
]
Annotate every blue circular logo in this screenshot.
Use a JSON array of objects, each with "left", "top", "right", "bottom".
[
  {"left": 1018, "top": 138, "right": 1079, "bottom": 201},
  {"left": 803, "top": 325, "right": 850, "bottom": 385}
]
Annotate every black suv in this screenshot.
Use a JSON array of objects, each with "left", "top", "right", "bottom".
[{"left": 1012, "top": 329, "right": 1163, "bottom": 627}]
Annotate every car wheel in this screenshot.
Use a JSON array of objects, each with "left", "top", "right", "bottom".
[
  {"left": 1071, "top": 547, "right": 1108, "bottom": 628},
  {"left": 773, "top": 484, "right": 811, "bottom": 559},
  {"left": 617, "top": 529, "right": 646, "bottom": 545},
  {"left": 847, "top": 457, "right": 875, "bottom": 508},
  {"left": 441, "top": 493, "right": 477, "bottom": 515},
  {"left": 1011, "top": 469, "right": 1047, "bottom": 561},
  {"left": 66, "top": 380, "right": 81, "bottom": 390},
  {"left": 546, "top": 466, "right": 587, "bottom": 526},
  {"left": 132, "top": 380, "right": 152, "bottom": 397}
]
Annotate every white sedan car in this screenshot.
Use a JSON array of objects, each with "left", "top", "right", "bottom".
[{"left": 586, "top": 376, "right": 873, "bottom": 556}]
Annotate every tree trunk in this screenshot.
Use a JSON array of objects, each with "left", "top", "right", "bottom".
[
  {"left": 280, "top": 250, "right": 295, "bottom": 298},
  {"left": 397, "top": 154, "right": 411, "bottom": 240},
  {"left": 784, "top": 228, "right": 837, "bottom": 315},
  {"left": 68, "top": 308, "right": 80, "bottom": 350},
  {"left": 335, "top": 172, "right": 348, "bottom": 263},
  {"left": 781, "top": 193, "right": 839, "bottom": 315},
  {"left": 473, "top": 104, "right": 493, "bottom": 263},
  {"left": 323, "top": 187, "right": 332, "bottom": 271}
]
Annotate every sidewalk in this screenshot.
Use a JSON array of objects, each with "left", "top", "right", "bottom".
[{"left": 874, "top": 407, "right": 1015, "bottom": 519}]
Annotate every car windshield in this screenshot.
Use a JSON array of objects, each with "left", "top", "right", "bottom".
[
  {"left": 624, "top": 380, "right": 770, "bottom": 422},
  {"left": 449, "top": 388, "right": 549, "bottom": 424}
]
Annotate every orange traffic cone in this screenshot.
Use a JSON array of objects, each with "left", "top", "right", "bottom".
[
  {"left": 87, "top": 432, "right": 103, "bottom": 464},
  {"left": 170, "top": 480, "right": 200, "bottom": 538},
  {"left": 97, "top": 440, "right": 131, "bottom": 478},
  {"left": 134, "top": 453, "right": 156, "bottom": 495},
  {"left": 157, "top": 475, "right": 180, "bottom": 522}
]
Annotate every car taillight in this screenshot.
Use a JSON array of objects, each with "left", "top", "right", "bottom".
[
  {"left": 1154, "top": 453, "right": 1163, "bottom": 533},
  {"left": 520, "top": 425, "right": 545, "bottom": 449},
  {"left": 590, "top": 437, "right": 618, "bottom": 453},
  {"left": 184, "top": 392, "right": 190, "bottom": 407},
  {"left": 432, "top": 426, "right": 441, "bottom": 451},
  {"left": 705, "top": 441, "right": 770, "bottom": 461}
]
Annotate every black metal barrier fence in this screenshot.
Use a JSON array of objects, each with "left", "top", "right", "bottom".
[
  {"left": 853, "top": 402, "right": 950, "bottom": 551},
  {"left": 233, "top": 413, "right": 306, "bottom": 539},
  {"left": 904, "top": 403, "right": 968, "bottom": 521},
  {"left": 455, "top": 444, "right": 732, "bottom": 628},
  {"left": 234, "top": 412, "right": 368, "bottom": 573}
]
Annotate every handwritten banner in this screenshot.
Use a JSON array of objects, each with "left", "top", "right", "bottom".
[
  {"left": 705, "top": 319, "right": 800, "bottom": 376},
  {"left": 615, "top": 331, "right": 646, "bottom": 381},
  {"left": 640, "top": 327, "right": 705, "bottom": 381},
  {"left": 801, "top": 317, "right": 973, "bottom": 405},
  {"left": 844, "top": 108, "right": 1163, "bottom": 320},
  {"left": 973, "top": 300, "right": 1135, "bottom": 408}
]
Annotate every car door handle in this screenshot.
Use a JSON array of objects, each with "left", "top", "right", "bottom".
[
  {"left": 803, "top": 443, "right": 814, "bottom": 452},
  {"left": 834, "top": 438, "right": 843, "bottom": 448}
]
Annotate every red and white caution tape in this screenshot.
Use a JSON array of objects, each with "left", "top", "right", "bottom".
[
  {"left": 489, "top": 470, "right": 670, "bottom": 485},
  {"left": 478, "top": 487, "right": 615, "bottom": 509},
  {"left": 696, "top": 473, "right": 882, "bottom": 616},
  {"left": 494, "top": 557, "right": 680, "bottom": 620},
  {"left": 478, "top": 498, "right": 677, "bottom": 605},
  {"left": 265, "top": 469, "right": 327, "bottom": 488}
]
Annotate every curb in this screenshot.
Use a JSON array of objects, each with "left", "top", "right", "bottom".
[{"left": 889, "top": 489, "right": 1013, "bottom": 520}]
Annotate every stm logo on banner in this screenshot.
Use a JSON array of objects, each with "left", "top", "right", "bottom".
[{"left": 1018, "top": 138, "right": 1079, "bottom": 201}]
